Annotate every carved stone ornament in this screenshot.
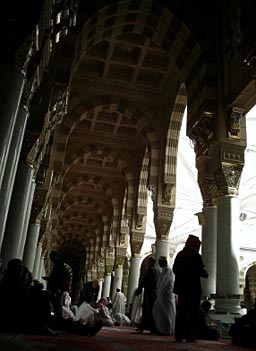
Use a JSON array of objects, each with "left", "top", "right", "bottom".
[
  {"left": 227, "top": 107, "right": 244, "bottom": 139},
  {"left": 154, "top": 220, "right": 171, "bottom": 240},
  {"left": 149, "top": 185, "right": 157, "bottom": 204},
  {"left": 131, "top": 241, "right": 143, "bottom": 256},
  {"left": 116, "top": 247, "right": 127, "bottom": 257},
  {"left": 119, "top": 231, "right": 128, "bottom": 247},
  {"left": 162, "top": 183, "right": 175, "bottom": 204},
  {"left": 136, "top": 213, "right": 144, "bottom": 229},
  {"left": 189, "top": 112, "right": 214, "bottom": 155},
  {"left": 50, "top": 85, "right": 69, "bottom": 126},
  {"left": 222, "top": 163, "right": 242, "bottom": 195}
]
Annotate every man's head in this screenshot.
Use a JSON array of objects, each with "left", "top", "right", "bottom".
[
  {"left": 185, "top": 235, "right": 201, "bottom": 252},
  {"left": 148, "top": 256, "right": 155, "bottom": 267},
  {"left": 158, "top": 256, "right": 167, "bottom": 268},
  {"left": 92, "top": 279, "right": 99, "bottom": 289},
  {"left": 201, "top": 300, "right": 212, "bottom": 313},
  {"left": 49, "top": 250, "right": 59, "bottom": 262}
]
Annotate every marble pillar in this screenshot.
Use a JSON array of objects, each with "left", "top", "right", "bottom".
[
  {"left": 155, "top": 239, "right": 170, "bottom": 263},
  {"left": 0, "top": 106, "right": 29, "bottom": 250},
  {"left": 0, "top": 64, "right": 25, "bottom": 189},
  {"left": 215, "top": 195, "right": 241, "bottom": 313},
  {"left": 201, "top": 206, "right": 217, "bottom": 297},
  {"left": 23, "top": 222, "right": 41, "bottom": 272},
  {"left": 127, "top": 256, "right": 141, "bottom": 305},
  {"left": 97, "top": 279, "right": 103, "bottom": 300},
  {"left": 0, "top": 163, "right": 34, "bottom": 268},
  {"left": 102, "top": 273, "right": 112, "bottom": 298},
  {"left": 111, "top": 266, "right": 123, "bottom": 300},
  {"left": 38, "top": 256, "right": 45, "bottom": 282},
  {"left": 32, "top": 244, "right": 42, "bottom": 280},
  {"left": 19, "top": 179, "right": 36, "bottom": 258}
]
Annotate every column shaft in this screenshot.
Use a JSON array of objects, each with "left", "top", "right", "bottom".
[
  {"left": 0, "top": 64, "right": 25, "bottom": 188},
  {"left": 0, "top": 106, "right": 29, "bottom": 250},
  {"left": 32, "top": 244, "right": 42, "bottom": 280},
  {"left": 201, "top": 206, "right": 217, "bottom": 297},
  {"left": 111, "top": 267, "right": 123, "bottom": 300},
  {"left": 216, "top": 195, "right": 240, "bottom": 313},
  {"left": 19, "top": 179, "right": 36, "bottom": 258},
  {"left": 102, "top": 274, "right": 111, "bottom": 298},
  {"left": 127, "top": 257, "right": 141, "bottom": 305},
  {"left": 23, "top": 223, "right": 40, "bottom": 272},
  {"left": 0, "top": 163, "right": 34, "bottom": 268},
  {"left": 155, "top": 239, "right": 170, "bottom": 263}
]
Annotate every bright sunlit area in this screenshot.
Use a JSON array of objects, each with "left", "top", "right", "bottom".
[{"left": 142, "top": 106, "right": 256, "bottom": 258}]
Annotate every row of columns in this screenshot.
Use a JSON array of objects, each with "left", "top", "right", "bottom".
[{"left": 0, "top": 64, "right": 45, "bottom": 285}]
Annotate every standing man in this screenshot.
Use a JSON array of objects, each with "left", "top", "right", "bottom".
[
  {"left": 43, "top": 251, "right": 68, "bottom": 317},
  {"left": 153, "top": 256, "right": 176, "bottom": 335},
  {"left": 173, "top": 234, "right": 208, "bottom": 342},
  {"left": 136, "top": 256, "right": 161, "bottom": 333}
]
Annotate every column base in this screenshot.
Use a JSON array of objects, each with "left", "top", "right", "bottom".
[{"left": 214, "top": 296, "right": 241, "bottom": 314}]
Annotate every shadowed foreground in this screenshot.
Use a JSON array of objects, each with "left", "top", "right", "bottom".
[{"left": 1, "top": 326, "right": 255, "bottom": 351}]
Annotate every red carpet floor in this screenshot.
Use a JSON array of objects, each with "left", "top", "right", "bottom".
[{"left": 0, "top": 326, "right": 255, "bottom": 351}]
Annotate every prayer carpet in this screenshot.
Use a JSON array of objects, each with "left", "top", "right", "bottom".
[{"left": 1, "top": 326, "right": 255, "bottom": 351}]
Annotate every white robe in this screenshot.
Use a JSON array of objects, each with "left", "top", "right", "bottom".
[
  {"left": 130, "top": 289, "right": 143, "bottom": 326},
  {"left": 112, "top": 291, "right": 126, "bottom": 317},
  {"left": 75, "top": 302, "right": 98, "bottom": 325},
  {"left": 153, "top": 265, "right": 176, "bottom": 335}
]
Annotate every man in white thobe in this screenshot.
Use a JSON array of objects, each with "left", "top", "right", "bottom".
[{"left": 153, "top": 256, "right": 176, "bottom": 336}]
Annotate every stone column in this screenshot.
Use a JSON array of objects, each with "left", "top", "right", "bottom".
[
  {"left": 0, "top": 64, "right": 25, "bottom": 189},
  {"left": 127, "top": 256, "right": 141, "bottom": 305},
  {"left": 215, "top": 195, "right": 241, "bottom": 313},
  {"left": 23, "top": 222, "right": 41, "bottom": 272},
  {"left": 155, "top": 239, "right": 170, "bottom": 262},
  {"left": 19, "top": 178, "right": 36, "bottom": 258},
  {"left": 111, "top": 266, "right": 123, "bottom": 300},
  {"left": 38, "top": 256, "right": 45, "bottom": 282},
  {"left": 127, "top": 230, "right": 144, "bottom": 305},
  {"left": 97, "top": 278, "right": 103, "bottom": 300},
  {"left": 0, "top": 163, "right": 34, "bottom": 268},
  {"left": 102, "top": 273, "right": 112, "bottom": 298},
  {"left": 0, "top": 106, "right": 29, "bottom": 250},
  {"left": 201, "top": 206, "right": 217, "bottom": 298},
  {"left": 32, "top": 243, "right": 42, "bottom": 280}
]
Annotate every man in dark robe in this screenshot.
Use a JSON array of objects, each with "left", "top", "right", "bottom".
[
  {"left": 136, "top": 256, "right": 161, "bottom": 332},
  {"left": 173, "top": 234, "right": 208, "bottom": 342}
]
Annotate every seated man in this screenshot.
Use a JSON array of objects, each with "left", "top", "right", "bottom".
[
  {"left": 229, "top": 299, "right": 256, "bottom": 347},
  {"left": 196, "top": 300, "right": 219, "bottom": 341}
]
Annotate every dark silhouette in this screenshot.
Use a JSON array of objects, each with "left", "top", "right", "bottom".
[
  {"left": 136, "top": 256, "right": 161, "bottom": 332},
  {"left": 42, "top": 251, "right": 68, "bottom": 317},
  {"left": 196, "top": 300, "right": 219, "bottom": 341},
  {"left": 229, "top": 298, "right": 256, "bottom": 347},
  {"left": 78, "top": 279, "right": 99, "bottom": 306},
  {"left": 173, "top": 234, "right": 208, "bottom": 342},
  {"left": 0, "top": 258, "right": 102, "bottom": 336}
]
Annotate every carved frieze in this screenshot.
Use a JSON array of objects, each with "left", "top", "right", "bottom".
[
  {"left": 153, "top": 206, "right": 173, "bottom": 240},
  {"left": 130, "top": 230, "right": 144, "bottom": 256}
]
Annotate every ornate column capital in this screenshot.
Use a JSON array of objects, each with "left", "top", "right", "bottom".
[
  {"left": 130, "top": 230, "right": 144, "bottom": 257},
  {"left": 209, "top": 141, "right": 245, "bottom": 196},
  {"left": 115, "top": 246, "right": 126, "bottom": 267},
  {"left": 153, "top": 206, "right": 173, "bottom": 240}
]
